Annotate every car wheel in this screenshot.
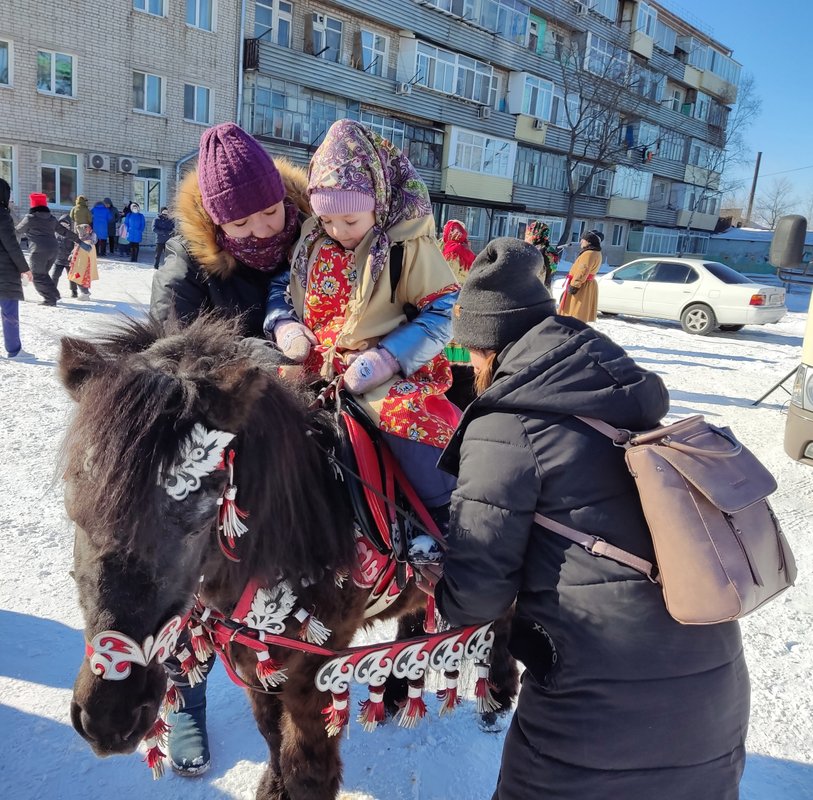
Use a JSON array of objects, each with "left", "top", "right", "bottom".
[
  {"left": 719, "top": 324, "right": 744, "bottom": 332},
  {"left": 680, "top": 304, "right": 717, "bottom": 335},
  {"left": 599, "top": 311, "right": 618, "bottom": 317}
]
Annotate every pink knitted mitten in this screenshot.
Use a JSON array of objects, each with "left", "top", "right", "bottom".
[
  {"left": 273, "top": 321, "right": 317, "bottom": 363},
  {"left": 343, "top": 347, "right": 400, "bottom": 395}
]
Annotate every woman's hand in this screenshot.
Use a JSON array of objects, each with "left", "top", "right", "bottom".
[{"left": 22, "top": 270, "right": 33, "bottom": 283}]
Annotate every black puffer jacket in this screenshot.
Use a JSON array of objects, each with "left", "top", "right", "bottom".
[
  {"left": 0, "top": 206, "right": 30, "bottom": 301},
  {"left": 15, "top": 208, "right": 77, "bottom": 258},
  {"left": 436, "top": 315, "right": 749, "bottom": 799}
]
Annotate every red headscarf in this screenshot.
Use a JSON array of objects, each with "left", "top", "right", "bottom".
[{"left": 442, "top": 220, "right": 476, "bottom": 272}]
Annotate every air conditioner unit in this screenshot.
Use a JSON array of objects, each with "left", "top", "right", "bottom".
[
  {"left": 395, "top": 82, "right": 413, "bottom": 95},
  {"left": 477, "top": 106, "right": 492, "bottom": 120},
  {"left": 532, "top": 118, "right": 545, "bottom": 130},
  {"left": 117, "top": 156, "right": 137, "bottom": 175},
  {"left": 86, "top": 153, "right": 110, "bottom": 171}
]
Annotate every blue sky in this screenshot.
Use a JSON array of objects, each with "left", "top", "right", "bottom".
[{"left": 672, "top": 0, "right": 813, "bottom": 213}]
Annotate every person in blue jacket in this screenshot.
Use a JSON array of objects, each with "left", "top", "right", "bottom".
[
  {"left": 90, "top": 201, "right": 112, "bottom": 257},
  {"left": 124, "top": 202, "right": 146, "bottom": 262}
]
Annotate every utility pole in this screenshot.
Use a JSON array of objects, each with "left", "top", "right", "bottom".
[{"left": 744, "top": 151, "right": 762, "bottom": 226}]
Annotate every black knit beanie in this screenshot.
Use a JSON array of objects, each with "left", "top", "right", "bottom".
[{"left": 452, "top": 237, "right": 556, "bottom": 352}]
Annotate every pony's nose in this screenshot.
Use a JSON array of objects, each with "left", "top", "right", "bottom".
[{"left": 70, "top": 699, "right": 149, "bottom": 755}]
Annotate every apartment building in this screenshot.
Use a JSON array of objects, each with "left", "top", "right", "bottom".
[
  {"left": 0, "top": 1, "right": 240, "bottom": 242},
  {"left": 241, "top": 0, "right": 741, "bottom": 261}
]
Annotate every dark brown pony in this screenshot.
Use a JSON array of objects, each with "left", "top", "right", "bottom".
[{"left": 60, "top": 316, "right": 516, "bottom": 800}]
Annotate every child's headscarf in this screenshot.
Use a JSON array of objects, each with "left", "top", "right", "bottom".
[
  {"left": 442, "top": 220, "right": 475, "bottom": 271},
  {"left": 294, "top": 119, "right": 432, "bottom": 286},
  {"left": 524, "top": 221, "right": 560, "bottom": 267}
]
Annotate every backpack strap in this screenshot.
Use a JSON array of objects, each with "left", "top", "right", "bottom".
[
  {"left": 388, "top": 241, "right": 419, "bottom": 321},
  {"left": 533, "top": 512, "right": 660, "bottom": 584},
  {"left": 574, "top": 415, "right": 632, "bottom": 445}
]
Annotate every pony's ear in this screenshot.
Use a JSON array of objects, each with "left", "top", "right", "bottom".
[
  {"left": 59, "top": 337, "right": 108, "bottom": 399},
  {"left": 199, "top": 362, "right": 269, "bottom": 432}
]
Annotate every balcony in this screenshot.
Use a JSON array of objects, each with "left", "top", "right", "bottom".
[
  {"left": 683, "top": 64, "right": 702, "bottom": 90},
  {"left": 244, "top": 38, "right": 260, "bottom": 72},
  {"left": 677, "top": 209, "right": 718, "bottom": 231},
  {"left": 514, "top": 115, "right": 547, "bottom": 146},
  {"left": 630, "top": 31, "right": 654, "bottom": 60},
  {"left": 699, "top": 70, "right": 738, "bottom": 103},
  {"left": 607, "top": 197, "right": 648, "bottom": 221}
]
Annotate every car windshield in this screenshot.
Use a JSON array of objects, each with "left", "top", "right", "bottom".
[{"left": 703, "top": 262, "right": 755, "bottom": 285}]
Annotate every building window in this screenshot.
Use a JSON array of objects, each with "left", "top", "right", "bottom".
[
  {"left": 404, "top": 123, "right": 444, "bottom": 170},
  {"left": 584, "top": 34, "right": 628, "bottom": 81},
  {"left": 527, "top": 17, "right": 542, "bottom": 54},
  {"left": 133, "top": 71, "right": 164, "bottom": 114},
  {"left": 41, "top": 150, "right": 78, "bottom": 207},
  {"left": 638, "top": 121, "right": 659, "bottom": 149},
  {"left": 311, "top": 14, "right": 342, "bottom": 62},
  {"left": 707, "top": 48, "right": 741, "bottom": 87},
  {"left": 254, "top": 0, "right": 292, "bottom": 47},
  {"left": 360, "top": 31, "right": 388, "bottom": 77},
  {"left": 416, "top": 42, "right": 498, "bottom": 106},
  {"left": 653, "top": 19, "right": 676, "bottom": 53},
  {"left": 133, "top": 0, "right": 165, "bottom": 15},
  {"left": 545, "top": 25, "right": 569, "bottom": 62},
  {"left": 659, "top": 131, "right": 686, "bottom": 162},
  {"left": 693, "top": 91, "right": 711, "bottom": 122},
  {"left": 636, "top": 1, "right": 657, "bottom": 37},
  {"left": 611, "top": 223, "right": 625, "bottom": 247},
  {"left": 569, "top": 219, "right": 586, "bottom": 244},
  {"left": 613, "top": 165, "right": 652, "bottom": 200},
  {"left": 591, "top": 0, "right": 618, "bottom": 21},
  {"left": 550, "top": 85, "right": 579, "bottom": 128},
  {"left": 522, "top": 75, "right": 553, "bottom": 120},
  {"left": 36, "top": 50, "right": 75, "bottom": 97},
  {"left": 451, "top": 129, "right": 516, "bottom": 179},
  {"left": 0, "top": 144, "right": 14, "bottom": 191},
  {"left": 0, "top": 40, "right": 11, "bottom": 87},
  {"left": 359, "top": 111, "right": 405, "bottom": 148},
  {"left": 426, "top": 0, "right": 529, "bottom": 46},
  {"left": 632, "top": 61, "right": 665, "bottom": 101},
  {"left": 187, "top": 0, "right": 214, "bottom": 31},
  {"left": 133, "top": 166, "right": 162, "bottom": 214},
  {"left": 514, "top": 147, "right": 566, "bottom": 190},
  {"left": 184, "top": 84, "right": 211, "bottom": 124}
]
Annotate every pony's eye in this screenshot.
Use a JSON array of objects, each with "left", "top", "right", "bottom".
[{"left": 189, "top": 447, "right": 205, "bottom": 460}]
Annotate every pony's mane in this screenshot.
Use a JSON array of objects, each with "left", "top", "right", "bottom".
[{"left": 62, "top": 315, "right": 353, "bottom": 581}]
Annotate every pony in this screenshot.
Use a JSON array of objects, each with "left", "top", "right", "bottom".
[{"left": 61, "top": 315, "right": 517, "bottom": 800}]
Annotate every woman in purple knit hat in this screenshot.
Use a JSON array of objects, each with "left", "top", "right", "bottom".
[
  {"left": 151, "top": 122, "right": 309, "bottom": 336},
  {"left": 150, "top": 123, "right": 310, "bottom": 777}
]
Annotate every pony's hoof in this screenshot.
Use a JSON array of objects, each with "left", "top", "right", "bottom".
[{"left": 478, "top": 709, "right": 511, "bottom": 734}]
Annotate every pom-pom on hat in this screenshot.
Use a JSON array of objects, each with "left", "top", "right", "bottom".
[
  {"left": 452, "top": 237, "right": 556, "bottom": 353},
  {"left": 197, "top": 122, "right": 286, "bottom": 225},
  {"left": 29, "top": 192, "right": 48, "bottom": 208}
]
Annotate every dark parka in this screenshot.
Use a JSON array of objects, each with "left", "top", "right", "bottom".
[
  {"left": 0, "top": 206, "right": 30, "bottom": 301},
  {"left": 435, "top": 315, "right": 749, "bottom": 800},
  {"left": 150, "top": 159, "right": 309, "bottom": 337},
  {"left": 15, "top": 208, "right": 80, "bottom": 262}
]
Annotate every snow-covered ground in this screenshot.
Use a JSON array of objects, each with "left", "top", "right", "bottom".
[{"left": 1, "top": 258, "right": 811, "bottom": 799}]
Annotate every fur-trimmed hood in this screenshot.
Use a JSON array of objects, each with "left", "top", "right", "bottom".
[{"left": 173, "top": 157, "right": 310, "bottom": 279}]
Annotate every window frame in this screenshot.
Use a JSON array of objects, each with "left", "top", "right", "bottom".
[
  {"left": 0, "top": 144, "right": 16, "bottom": 198},
  {"left": 132, "top": 166, "right": 163, "bottom": 215},
  {"left": 450, "top": 128, "right": 516, "bottom": 179},
  {"left": 254, "top": 0, "right": 292, "bottom": 46},
  {"left": 360, "top": 30, "right": 388, "bottom": 77},
  {"left": 40, "top": 149, "right": 79, "bottom": 208},
  {"left": 311, "top": 13, "right": 343, "bottom": 63},
  {"left": 611, "top": 222, "right": 626, "bottom": 248},
  {"left": 186, "top": 0, "right": 216, "bottom": 32},
  {"left": 36, "top": 49, "right": 76, "bottom": 98},
  {"left": 183, "top": 83, "right": 212, "bottom": 125},
  {"left": 132, "top": 70, "right": 165, "bottom": 115},
  {"left": 522, "top": 74, "right": 553, "bottom": 120},
  {"left": 133, "top": 0, "right": 166, "bottom": 16},
  {"left": 636, "top": 1, "right": 657, "bottom": 37},
  {"left": 0, "top": 39, "right": 12, "bottom": 88},
  {"left": 415, "top": 41, "right": 498, "bottom": 107}
]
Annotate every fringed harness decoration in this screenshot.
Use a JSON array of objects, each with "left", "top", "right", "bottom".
[{"left": 83, "top": 417, "right": 496, "bottom": 779}]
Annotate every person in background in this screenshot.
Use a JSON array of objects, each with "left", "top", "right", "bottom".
[
  {"left": 69, "top": 195, "right": 92, "bottom": 228},
  {"left": 150, "top": 121, "right": 310, "bottom": 777},
  {"left": 67, "top": 223, "right": 99, "bottom": 298},
  {"left": 0, "top": 178, "right": 35, "bottom": 359},
  {"left": 152, "top": 206, "right": 175, "bottom": 268},
  {"left": 524, "top": 220, "right": 560, "bottom": 288},
  {"left": 125, "top": 202, "right": 146, "bottom": 262},
  {"left": 15, "top": 193, "right": 86, "bottom": 305},
  {"left": 441, "top": 219, "right": 476, "bottom": 284},
  {"left": 558, "top": 231, "right": 602, "bottom": 323},
  {"left": 104, "top": 198, "right": 119, "bottom": 256},
  {"left": 118, "top": 202, "right": 132, "bottom": 256},
  {"left": 91, "top": 200, "right": 111, "bottom": 257},
  {"left": 51, "top": 214, "right": 90, "bottom": 299},
  {"left": 425, "top": 237, "right": 749, "bottom": 800}
]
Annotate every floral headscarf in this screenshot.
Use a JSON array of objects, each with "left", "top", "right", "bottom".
[
  {"left": 525, "top": 221, "right": 560, "bottom": 267},
  {"left": 293, "top": 119, "right": 432, "bottom": 287},
  {"left": 442, "top": 220, "right": 475, "bottom": 271}
]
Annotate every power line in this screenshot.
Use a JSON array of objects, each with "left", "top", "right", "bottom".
[{"left": 758, "top": 164, "right": 813, "bottom": 178}]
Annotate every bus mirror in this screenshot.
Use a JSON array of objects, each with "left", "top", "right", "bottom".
[{"left": 770, "top": 215, "right": 807, "bottom": 268}]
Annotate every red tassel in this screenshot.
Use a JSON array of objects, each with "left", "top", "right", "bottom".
[
  {"left": 177, "top": 647, "right": 204, "bottom": 687},
  {"left": 294, "top": 607, "right": 331, "bottom": 645},
  {"left": 143, "top": 740, "right": 166, "bottom": 780},
  {"left": 162, "top": 682, "right": 183, "bottom": 714},
  {"left": 474, "top": 663, "right": 500, "bottom": 714},
  {"left": 218, "top": 484, "right": 249, "bottom": 547},
  {"left": 437, "top": 669, "right": 461, "bottom": 716},
  {"left": 256, "top": 649, "right": 287, "bottom": 689},
  {"left": 146, "top": 716, "right": 171, "bottom": 747},
  {"left": 322, "top": 689, "right": 350, "bottom": 737},
  {"left": 357, "top": 684, "right": 386, "bottom": 732},
  {"left": 189, "top": 624, "right": 213, "bottom": 663},
  {"left": 395, "top": 680, "right": 427, "bottom": 729}
]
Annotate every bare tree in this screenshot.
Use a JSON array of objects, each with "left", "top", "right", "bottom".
[
  {"left": 678, "top": 73, "right": 761, "bottom": 249},
  {"left": 754, "top": 177, "right": 799, "bottom": 229}
]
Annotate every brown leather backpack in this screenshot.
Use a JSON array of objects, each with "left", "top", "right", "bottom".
[{"left": 536, "top": 415, "right": 797, "bottom": 625}]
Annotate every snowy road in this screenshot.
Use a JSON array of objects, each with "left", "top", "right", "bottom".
[{"left": 0, "top": 259, "right": 810, "bottom": 799}]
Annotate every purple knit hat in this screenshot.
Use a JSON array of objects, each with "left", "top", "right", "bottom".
[
  {"left": 197, "top": 123, "right": 286, "bottom": 225},
  {"left": 309, "top": 190, "right": 375, "bottom": 217}
]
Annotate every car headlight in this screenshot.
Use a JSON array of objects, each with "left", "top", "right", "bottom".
[{"left": 790, "top": 365, "right": 813, "bottom": 411}]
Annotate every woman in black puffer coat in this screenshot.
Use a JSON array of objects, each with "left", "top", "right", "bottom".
[
  {"left": 0, "top": 179, "right": 33, "bottom": 357},
  {"left": 430, "top": 238, "right": 749, "bottom": 800}
]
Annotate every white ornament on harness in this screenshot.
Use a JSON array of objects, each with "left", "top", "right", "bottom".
[
  {"left": 86, "top": 615, "right": 186, "bottom": 681},
  {"left": 161, "top": 423, "right": 235, "bottom": 500}
]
